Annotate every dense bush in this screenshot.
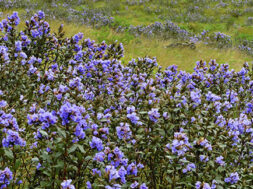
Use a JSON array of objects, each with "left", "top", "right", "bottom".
[{"left": 1, "top": 12, "right": 253, "bottom": 189}]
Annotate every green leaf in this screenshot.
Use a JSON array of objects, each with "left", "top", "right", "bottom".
[
  {"left": 53, "top": 161, "right": 64, "bottom": 169},
  {"left": 139, "top": 111, "right": 147, "bottom": 114},
  {"left": 57, "top": 127, "right": 66, "bottom": 138},
  {"left": 15, "top": 159, "right": 21, "bottom": 170},
  {"left": 126, "top": 93, "right": 134, "bottom": 97},
  {"left": 77, "top": 144, "right": 85, "bottom": 153},
  {"left": 39, "top": 130, "right": 48, "bottom": 137},
  {"left": 32, "top": 157, "right": 39, "bottom": 162},
  {"left": 68, "top": 144, "right": 78, "bottom": 154},
  {"left": 4, "top": 149, "right": 14, "bottom": 159}
]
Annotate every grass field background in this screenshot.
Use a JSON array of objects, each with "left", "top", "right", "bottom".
[{"left": 1, "top": 0, "right": 253, "bottom": 71}]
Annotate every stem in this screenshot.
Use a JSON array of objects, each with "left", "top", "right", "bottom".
[{"left": 12, "top": 147, "right": 17, "bottom": 189}]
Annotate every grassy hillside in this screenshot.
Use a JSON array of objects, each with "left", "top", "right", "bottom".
[{"left": 1, "top": 0, "right": 253, "bottom": 71}]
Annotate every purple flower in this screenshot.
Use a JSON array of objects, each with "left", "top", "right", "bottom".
[
  {"left": 140, "top": 183, "right": 148, "bottom": 189},
  {"left": 17, "top": 180, "right": 22, "bottom": 185},
  {"left": 2, "top": 130, "right": 26, "bottom": 147},
  {"left": 61, "top": 179, "right": 75, "bottom": 189},
  {"left": 90, "top": 136, "right": 103, "bottom": 151},
  {"left": 225, "top": 172, "right": 239, "bottom": 184},
  {"left": 8, "top": 12, "right": 20, "bottom": 26},
  {"left": 127, "top": 106, "right": 136, "bottom": 114},
  {"left": 226, "top": 90, "right": 238, "bottom": 104},
  {"left": 75, "top": 125, "right": 86, "bottom": 139},
  {"left": 127, "top": 162, "right": 138, "bottom": 176},
  {"left": 200, "top": 155, "right": 209, "bottom": 162},
  {"left": 118, "top": 166, "right": 127, "bottom": 183},
  {"left": 86, "top": 181, "right": 92, "bottom": 189},
  {"left": 191, "top": 89, "right": 201, "bottom": 106},
  {"left": 37, "top": 11, "right": 45, "bottom": 20},
  {"left": 166, "top": 129, "right": 191, "bottom": 156},
  {"left": 195, "top": 181, "right": 201, "bottom": 189},
  {"left": 92, "top": 168, "right": 101, "bottom": 177},
  {"left": 105, "top": 184, "right": 121, "bottom": 189},
  {"left": 148, "top": 108, "right": 160, "bottom": 123},
  {"left": 36, "top": 163, "right": 41, "bottom": 170},
  {"left": 0, "top": 100, "right": 7, "bottom": 108},
  {"left": 105, "top": 165, "right": 119, "bottom": 181},
  {"left": 215, "top": 156, "right": 225, "bottom": 166},
  {"left": 38, "top": 109, "right": 58, "bottom": 129},
  {"left": 199, "top": 139, "right": 212, "bottom": 151},
  {"left": 0, "top": 167, "right": 13, "bottom": 188},
  {"left": 183, "top": 163, "right": 196, "bottom": 173},
  {"left": 130, "top": 181, "right": 139, "bottom": 188},
  {"left": 206, "top": 91, "right": 221, "bottom": 102},
  {"left": 73, "top": 32, "right": 83, "bottom": 43},
  {"left": 203, "top": 183, "right": 211, "bottom": 189},
  {"left": 19, "top": 52, "right": 27, "bottom": 59},
  {"left": 127, "top": 112, "right": 140, "bottom": 125},
  {"left": 191, "top": 117, "right": 196, "bottom": 123},
  {"left": 15, "top": 41, "right": 22, "bottom": 52},
  {"left": 116, "top": 123, "right": 132, "bottom": 140}
]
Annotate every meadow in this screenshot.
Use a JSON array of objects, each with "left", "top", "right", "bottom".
[
  {"left": 1, "top": 0, "right": 253, "bottom": 71},
  {"left": 1, "top": 1, "right": 253, "bottom": 189}
]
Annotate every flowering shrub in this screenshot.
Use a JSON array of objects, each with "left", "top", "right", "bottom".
[{"left": 1, "top": 11, "right": 253, "bottom": 188}]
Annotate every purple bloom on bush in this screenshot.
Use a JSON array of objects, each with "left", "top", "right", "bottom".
[
  {"left": 75, "top": 125, "right": 86, "bottom": 139},
  {"left": 37, "top": 11, "right": 45, "bottom": 20},
  {"left": 206, "top": 91, "right": 221, "bottom": 102},
  {"left": 225, "top": 172, "right": 239, "bottom": 184},
  {"left": 0, "top": 167, "right": 13, "bottom": 188},
  {"left": 130, "top": 181, "right": 139, "bottom": 188},
  {"left": 118, "top": 166, "right": 127, "bottom": 183},
  {"left": 92, "top": 168, "right": 101, "bottom": 177},
  {"left": 15, "top": 41, "right": 22, "bottom": 52},
  {"left": 8, "top": 12, "right": 20, "bottom": 26},
  {"left": 127, "top": 106, "right": 136, "bottom": 114},
  {"left": 200, "top": 155, "right": 209, "bottom": 162},
  {"left": 0, "top": 100, "right": 7, "bottom": 108},
  {"left": 203, "top": 183, "right": 211, "bottom": 189},
  {"left": 127, "top": 112, "right": 140, "bottom": 125},
  {"left": 86, "top": 181, "right": 92, "bottom": 189},
  {"left": 140, "top": 183, "right": 148, "bottom": 189},
  {"left": 116, "top": 122, "right": 132, "bottom": 140},
  {"left": 73, "top": 32, "right": 83, "bottom": 43},
  {"left": 105, "top": 165, "right": 119, "bottom": 181},
  {"left": 127, "top": 162, "right": 138, "bottom": 176},
  {"left": 148, "top": 108, "right": 160, "bottom": 122},
  {"left": 2, "top": 130, "right": 26, "bottom": 147},
  {"left": 36, "top": 163, "right": 41, "bottom": 170},
  {"left": 199, "top": 139, "right": 212, "bottom": 151},
  {"left": 195, "top": 181, "right": 201, "bottom": 189},
  {"left": 215, "top": 156, "right": 225, "bottom": 166},
  {"left": 38, "top": 109, "right": 58, "bottom": 129},
  {"left": 105, "top": 184, "right": 121, "bottom": 189},
  {"left": 191, "top": 89, "right": 201, "bottom": 106},
  {"left": 19, "top": 52, "right": 27, "bottom": 59},
  {"left": 166, "top": 129, "right": 191, "bottom": 156},
  {"left": 90, "top": 136, "right": 103, "bottom": 151},
  {"left": 61, "top": 179, "right": 75, "bottom": 189},
  {"left": 183, "top": 163, "right": 196, "bottom": 173}
]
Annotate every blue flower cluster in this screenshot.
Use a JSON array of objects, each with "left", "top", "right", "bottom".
[{"left": 0, "top": 168, "right": 13, "bottom": 189}]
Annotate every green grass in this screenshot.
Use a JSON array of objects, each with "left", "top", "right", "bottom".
[{"left": 46, "top": 20, "right": 252, "bottom": 72}]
